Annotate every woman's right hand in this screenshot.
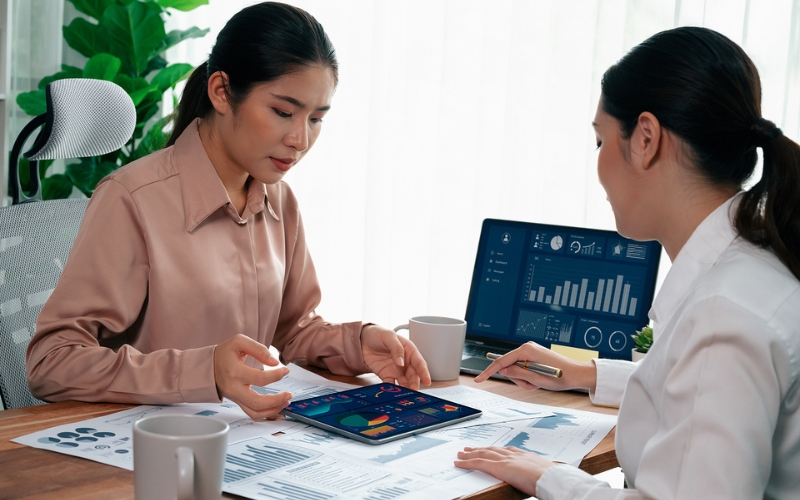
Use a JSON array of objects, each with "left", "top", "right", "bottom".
[
  {"left": 213, "top": 334, "right": 292, "bottom": 419},
  {"left": 474, "top": 341, "right": 597, "bottom": 392}
]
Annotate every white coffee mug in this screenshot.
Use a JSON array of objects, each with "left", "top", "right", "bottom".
[
  {"left": 395, "top": 316, "right": 467, "bottom": 381},
  {"left": 133, "top": 414, "right": 229, "bottom": 500}
]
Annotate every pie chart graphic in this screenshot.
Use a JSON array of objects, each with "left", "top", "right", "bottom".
[
  {"left": 550, "top": 235, "right": 563, "bottom": 250},
  {"left": 336, "top": 412, "right": 390, "bottom": 428},
  {"left": 297, "top": 399, "right": 352, "bottom": 417}
]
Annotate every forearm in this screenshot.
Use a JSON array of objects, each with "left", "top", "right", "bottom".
[
  {"left": 27, "top": 332, "right": 219, "bottom": 404},
  {"left": 276, "top": 319, "right": 370, "bottom": 375}
]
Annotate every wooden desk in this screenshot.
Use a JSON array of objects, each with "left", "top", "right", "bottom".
[{"left": 0, "top": 369, "right": 617, "bottom": 500}]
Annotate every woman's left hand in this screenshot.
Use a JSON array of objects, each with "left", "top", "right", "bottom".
[
  {"left": 454, "top": 446, "right": 556, "bottom": 496},
  {"left": 361, "top": 324, "right": 432, "bottom": 389}
]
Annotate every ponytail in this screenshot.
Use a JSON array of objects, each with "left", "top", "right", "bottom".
[
  {"left": 600, "top": 27, "right": 800, "bottom": 281},
  {"left": 166, "top": 62, "right": 213, "bottom": 147},
  {"left": 735, "top": 129, "right": 800, "bottom": 280}
]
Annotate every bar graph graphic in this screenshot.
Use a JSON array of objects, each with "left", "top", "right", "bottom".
[
  {"left": 291, "top": 431, "right": 337, "bottom": 447},
  {"left": 224, "top": 440, "right": 321, "bottom": 483},
  {"left": 370, "top": 435, "right": 449, "bottom": 464},
  {"left": 523, "top": 255, "right": 646, "bottom": 319},
  {"left": 249, "top": 480, "right": 335, "bottom": 500},
  {"left": 442, "top": 424, "right": 508, "bottom": 442},
  {"left": 363, "top": 486, "right": 411, "bottom": 500}
]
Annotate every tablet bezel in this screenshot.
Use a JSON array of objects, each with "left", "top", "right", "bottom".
[{"left": 280, "top": 383, "right": 482, "bottom": 445}]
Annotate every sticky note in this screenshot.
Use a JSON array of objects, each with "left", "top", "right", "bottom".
[{"left": 551, "top": 344, "right": 598, "bottom": 362}]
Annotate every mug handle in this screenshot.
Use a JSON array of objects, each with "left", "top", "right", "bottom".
[
  {"left": 175, "top": 446, "right": 194, "bottom": 500},
  {"left": 393, "top": 324, "right": 409, "bottom": 332}
]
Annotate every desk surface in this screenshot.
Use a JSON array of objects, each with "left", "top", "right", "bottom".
[{"left": 0, "top": 369, "right": 618, "bottom": 500}]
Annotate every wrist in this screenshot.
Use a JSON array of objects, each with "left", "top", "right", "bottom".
[
  {"left": 571, "top": 360, "right": 598, "bottom": 392},
  {"left": 562, "top": 360, "right": 597, "bottom": 392},
  {"left": 360, "top": 322, "right": 376, "bottom": 339}
]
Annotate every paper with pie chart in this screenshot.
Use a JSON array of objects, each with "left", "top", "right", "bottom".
[{"left": 281, "top": 383, "right": 482, "bottom": 444}]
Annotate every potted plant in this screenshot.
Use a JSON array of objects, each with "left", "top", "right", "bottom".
[
  {"left": 13, "top": 0, "right": 209, "bottom": 200},
  {"left": 631, "top": 325, "right": 653, "bottom": 362}
]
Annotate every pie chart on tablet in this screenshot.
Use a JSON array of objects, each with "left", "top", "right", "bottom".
[{"left": 336, "top": 412, "right": 390, "bottom": 428}]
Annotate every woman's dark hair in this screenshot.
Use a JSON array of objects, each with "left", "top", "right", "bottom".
[
  {"left": 167, "top": 1, "right": 338, "bottom": 146},
  {"left": 601, "top": 26, "right": 800, "bottom": 280}
]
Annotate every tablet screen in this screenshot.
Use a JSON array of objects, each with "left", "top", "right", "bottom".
[{"left": 281, "top": 383, "right": 482, "bottom": 445}]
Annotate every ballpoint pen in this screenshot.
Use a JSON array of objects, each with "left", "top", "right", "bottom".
[{"left": 486, "top": 352, "right": 563, "bottom": 378}]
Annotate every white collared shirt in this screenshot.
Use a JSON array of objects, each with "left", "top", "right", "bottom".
[{"left": 537, "top": 195, "right": 800, "bottom": 499}]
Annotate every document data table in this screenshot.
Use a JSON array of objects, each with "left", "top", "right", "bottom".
[{"left": 0, "top": 367, "right": 618, "bottom": 500}]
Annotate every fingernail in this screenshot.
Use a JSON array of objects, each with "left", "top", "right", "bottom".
[{"left": 396, "top": 357, "right": 405, "bottom": 367}]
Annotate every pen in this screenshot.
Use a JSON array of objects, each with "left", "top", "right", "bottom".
[{"left": 486, "top": 352, "right": 563, "bottom": 378}]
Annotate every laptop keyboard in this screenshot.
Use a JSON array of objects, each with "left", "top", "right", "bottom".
[{"left": 463, "top": 344, "right": 507, "bottom": 358}]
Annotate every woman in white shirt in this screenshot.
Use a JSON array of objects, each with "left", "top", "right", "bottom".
[{"left": 454, "top": 27, "right": 800, "bottom": 499}]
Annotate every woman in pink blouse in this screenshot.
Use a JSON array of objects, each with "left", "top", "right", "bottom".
[{"left": 26, "top": 2, "right": 431, "bottom": 419}]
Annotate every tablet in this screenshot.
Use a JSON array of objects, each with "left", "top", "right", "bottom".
[{"left": 280, "top": 383, "right": 482, "bottom": 445}]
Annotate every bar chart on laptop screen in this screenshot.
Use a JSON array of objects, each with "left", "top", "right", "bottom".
[{"left": 522, "top": 255, "right": 647, "bottom": 319}]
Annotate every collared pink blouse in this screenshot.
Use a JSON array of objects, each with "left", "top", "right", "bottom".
[{"left": 27, "top": 120, "right": 370, "bottom": 404}]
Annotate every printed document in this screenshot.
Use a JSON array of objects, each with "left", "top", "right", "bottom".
[{"left": 13, "top": 364, "right": 616, "bottom": 499}]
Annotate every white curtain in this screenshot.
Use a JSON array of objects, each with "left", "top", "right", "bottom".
[
  {"left": 2, "top": 0, "right": 64, "bottom": 205},
  {"left": 165, "top": 0, "right": 800, "bottom": 329}
]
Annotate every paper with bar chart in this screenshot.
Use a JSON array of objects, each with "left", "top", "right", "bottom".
[
  {"left": 13, "top": 364, "right": 616, "bottom": 500},
  {"left": 222, "top": 436, "right": 457, "bottom": 500},
  {"left": 9, "top": 401, "right": 306, "bottom": 471},
  {"left": 222, "top": 403, "right": 614, "bottom": 499},
  {"left": 499, "top": 410, "right": 617, "bottom": 466},
  {"left": 10, "top": 365, "right": 349, "bottom": 470}
]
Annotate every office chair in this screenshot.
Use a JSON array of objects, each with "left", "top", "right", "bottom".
[{"left": 0, "top": 78, "right": 135, "bottom": 409}]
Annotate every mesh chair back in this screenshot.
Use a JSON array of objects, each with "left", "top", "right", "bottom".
[
  {"left": 1, "top": 78, "right": 135, "bottom": 408},
  {"left": 27, "top": 78, "right": 136, "bottom": 161},
  {"left": 0, "top": 199, "right": 88, "bottom": 409}
]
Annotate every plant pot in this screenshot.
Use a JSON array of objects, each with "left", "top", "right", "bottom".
[{"left": 631, "top": 349, "right": 647, "bottom": 362}]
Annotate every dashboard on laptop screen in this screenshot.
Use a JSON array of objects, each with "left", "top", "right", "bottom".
[{"left": 465, "top": 219, "right": 662, "bottom": 360}]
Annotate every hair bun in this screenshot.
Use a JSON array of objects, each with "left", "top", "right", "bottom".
[{"left": 751, "top": 117, "right": 783, "bottom": 145}]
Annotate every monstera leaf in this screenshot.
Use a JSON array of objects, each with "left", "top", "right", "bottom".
[{"left": 11, "top": 0, "right": 208, "bottom": 200}]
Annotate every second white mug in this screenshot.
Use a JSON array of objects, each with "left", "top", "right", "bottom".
[
  {"left": 133, "top": 414, "right": 229, "bottom": 500},
  {"left": 395, "top": 316, "right": 467, "bottom": 381}
]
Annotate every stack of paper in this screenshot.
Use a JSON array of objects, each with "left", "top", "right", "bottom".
[{"left": 13, "top": 364, "right": 616, "bottom": 500}]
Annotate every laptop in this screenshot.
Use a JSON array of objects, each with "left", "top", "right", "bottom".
[{"left": 460, "top": 218, "right": 662, "bottom": 378}]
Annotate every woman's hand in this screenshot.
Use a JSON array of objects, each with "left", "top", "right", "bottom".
[
  {"left": 475, "top": 341, "right": 597, "bottom": 392},
  {"left": 454, "top": 446, "right": 555, "bottom": 496},
  {"left": 361, "top": 325, "right": 432, "bottom": 389},
  {"left": 213, "top": 334, "right": 292, "bottom": 419}
]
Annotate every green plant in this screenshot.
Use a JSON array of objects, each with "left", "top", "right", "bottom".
[
  {"left": 13, "top": 0, "right": 209, "bottom": 200},
  {"left": 631, "top": 325, "right": 653, "bottom": 354}
]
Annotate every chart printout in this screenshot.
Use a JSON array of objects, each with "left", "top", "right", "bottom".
[{"left": 13, "top": 365, "right": 616, "bottom": 500}]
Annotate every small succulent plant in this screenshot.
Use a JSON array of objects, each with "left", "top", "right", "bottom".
[{"left": 631, "top": 326, "right": 653, "bottom": 354}]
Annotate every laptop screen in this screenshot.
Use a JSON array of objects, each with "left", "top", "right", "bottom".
[{"left": 464, "top": 219, "right": 662, "bottom": 361}]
